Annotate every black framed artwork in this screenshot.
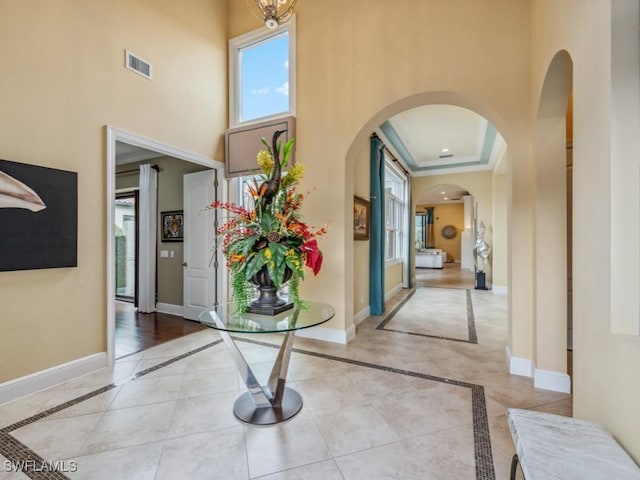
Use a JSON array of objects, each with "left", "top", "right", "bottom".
[
  {"left": 0, "top": 159, "right": 78, "bottom": 271},
  {"left": 161, "top": 210, "right": 184, "bottom": 242}
]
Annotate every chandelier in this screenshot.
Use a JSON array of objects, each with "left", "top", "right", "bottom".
[{"left": 246, "top": 0, "right": 298, "bottom": 29}]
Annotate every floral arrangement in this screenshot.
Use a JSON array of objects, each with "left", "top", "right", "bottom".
[{"left": 209, "top": 131, "right": 327, "bottom": 313}]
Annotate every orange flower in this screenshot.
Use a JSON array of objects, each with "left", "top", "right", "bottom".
[
  {"left": 229, "top": 254, "right": 245, "bottom": 264},
  {"left": 314, "top": 225, "right": 329, "bottom": 236},
  {"left": 247, "top": 184, "right": 259, "bottom": 198},
  {"left": 275, "top": 213, "right": 288, "bottom": 227}
]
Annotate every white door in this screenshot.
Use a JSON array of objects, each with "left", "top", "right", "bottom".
[{"left": 183, "top": 169, "right": 217, "bottom": 320}]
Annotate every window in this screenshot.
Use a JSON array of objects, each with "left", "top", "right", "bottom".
[
  {"left": 229, "top": 17, "right": 296, "bottom": 126},
  {"left": 384, "top": 158, "right": 407, "bottom": 262},
  {"left": 238, "top": 176, "right": 258, "bottom": 210}
]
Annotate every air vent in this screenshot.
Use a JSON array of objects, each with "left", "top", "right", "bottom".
[
  {"left": 125, "top": 50, "right": 152, "bottom": 80},
  {"left": 438, "top": 154, "right": 453, "bottom": 159}
]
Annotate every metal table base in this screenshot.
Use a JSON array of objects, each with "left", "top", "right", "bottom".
[
  {"left": 218, "top": 328, "right": 301, "bottom": 426},
  {"left": 233, "top": 387, "right": 302, "bottom": 425},
  {"left": 199, "top": 302, "right": 334, "bottom": 426}
]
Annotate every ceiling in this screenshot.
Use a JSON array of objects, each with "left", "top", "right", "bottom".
[
  {"left": 377, "top": 104, "right": 507, "bottom": 180},
  {"left": 116, "top": 142, "right": 164, "bottom": 165},
  {"left": 416, "top": 183, "right": 471, "bottom": 206}
]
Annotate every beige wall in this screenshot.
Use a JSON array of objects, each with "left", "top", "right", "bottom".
[
  {"left": 492, "top": 173, "right": 508, "bottom": 288},
  {"left": 416, "top": 204, "right": 464, "bottom": 261},
  {"left": 353, "top": 138, "right": 370, "bottom": 314},
  {"left": 532, "top": 0, "right": 640, "bottom": 460},
  {"left": 385, "top": 263, "right": 403, "bottom": 295},
  {"left": 115, "top": 157, "right": 209, "bottom": 307},
  {"left": 0, "top": 0, "right": 227, "bottom": 382}
]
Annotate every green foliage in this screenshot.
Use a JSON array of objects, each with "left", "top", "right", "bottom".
[
  {"left": 231, "top": 264, "right": 255, "bottom": 313},
  {"left": 115, "top": 236, "right": 126, "bottom": 290}
]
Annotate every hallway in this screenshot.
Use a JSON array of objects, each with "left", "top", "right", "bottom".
[{"left": 0, "top": 284, "right": 571, "bottom": 479}]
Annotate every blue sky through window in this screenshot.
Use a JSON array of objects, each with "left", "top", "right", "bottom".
[{"left": 240, "top": 33, "right": 289, "bottom": 122}]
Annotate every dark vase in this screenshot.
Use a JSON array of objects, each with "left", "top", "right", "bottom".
[{"left": 247, "top": 265, "right": 294, "bottom": 315}]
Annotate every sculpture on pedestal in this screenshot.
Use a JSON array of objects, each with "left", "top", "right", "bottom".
[{"left": 474, "top": 221, "right": 491, "bottom": 289}]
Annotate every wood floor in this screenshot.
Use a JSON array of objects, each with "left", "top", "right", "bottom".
[{"left": 115, "top": 301, "right": 206, "bottom": 359}]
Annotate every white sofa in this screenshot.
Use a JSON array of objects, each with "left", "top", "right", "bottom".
[{"left": 415, "top": 249, "right": 447, "bottom": 268}]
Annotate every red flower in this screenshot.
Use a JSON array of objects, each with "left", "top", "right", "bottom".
[{"left": 301, "top": 239, "right": 323, "bottom": 275}]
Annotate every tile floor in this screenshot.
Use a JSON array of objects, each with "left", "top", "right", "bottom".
[{"left": 0, "top": 279, "right": 572, "bottom": 479}]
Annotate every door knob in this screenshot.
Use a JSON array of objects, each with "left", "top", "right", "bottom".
[{"left": 182, "top": 262, "right": 188, "bottom": 267}]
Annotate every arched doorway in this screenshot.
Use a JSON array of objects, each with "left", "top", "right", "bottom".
[
  {"left": 347, "top": 93, "right": 510, "bottom": 329},
  {"left": 533, "top": 50, "right": 573, "bottom": 393}
]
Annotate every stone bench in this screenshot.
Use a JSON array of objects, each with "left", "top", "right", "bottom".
[{"left": 507, "top": 408, "right": 640, "bottom": 480}]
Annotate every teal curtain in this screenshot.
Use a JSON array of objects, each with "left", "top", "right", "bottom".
[
  {"left": 426, "top": 207, "right": 435, "bottom": 248},
  {"left": 407, "top": 184, "right": 414, "bottom": 288},
  {"left": 369, "top": 136, "right": 386, "bottom": 315}
]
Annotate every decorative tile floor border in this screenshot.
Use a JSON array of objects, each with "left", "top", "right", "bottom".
[
  {"left": 377, "top": 287, "right": 479, "bottom": 344},
  {"left": 237, "top": 336, "right": 496, "bottom": 480},
  {"left": 466, "top": 289, "right": 478, "bottom": 344},
  {"left": 0, "top": 340, "right": 223, "bottom": 480},
  {"left": 0, "top": 330, "right": 496, "bottom": 480}
]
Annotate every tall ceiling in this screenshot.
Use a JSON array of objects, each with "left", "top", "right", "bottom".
[{"left": 378, "top": 105, "right": 506, "bottom": 181}]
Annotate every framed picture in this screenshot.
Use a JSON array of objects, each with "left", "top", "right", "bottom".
[
  {"left": 354, "top": 196, "right": 370, "bottom": 241},
  {"left": 161, "top": 210, "right": 184, "bottom": 242}
]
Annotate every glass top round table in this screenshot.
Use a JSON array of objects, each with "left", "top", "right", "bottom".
[
  {"left": 198, "top": 301, "right": 335, "bottom": 425},
  {"left": 198, "top": 301, "right": 335, "bottom": 334}
]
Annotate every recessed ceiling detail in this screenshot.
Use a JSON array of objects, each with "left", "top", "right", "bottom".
[{"left": 378, "top": 105, "right": 505, "bottom": 177}]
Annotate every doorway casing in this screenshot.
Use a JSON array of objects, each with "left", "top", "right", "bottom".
[{"left": 106, "top": 126, "right": 225, "bottom": 366}]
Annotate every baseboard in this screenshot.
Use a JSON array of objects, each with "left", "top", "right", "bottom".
[
  {"left": 492, "top": 285, "right": 508, "bottom": 294},
  {"left": 0, "top": 353, "right": 108, "bottom": 405},
  {"left": 506, "top": 346, "right": 534, "bottom": 377},
  {"left": 354, "top": 306, "right": 371, "bottom": 325},
  {"left": 156, "top": 303, "right": 184, "bottom": 317},
  {"left": 385, "top": 283, "right": 403, "bottom": 302},
  {"left": 296, "top": 324, "right": 356, "bottom": 344},
  {"left": 534, "top": 369, "right": 572, "bottom": 393}
]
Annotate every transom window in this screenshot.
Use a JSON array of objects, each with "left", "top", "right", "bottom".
[{"left": 229, "top": 18, "right": 296, "bottom": 126}]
